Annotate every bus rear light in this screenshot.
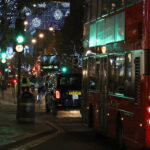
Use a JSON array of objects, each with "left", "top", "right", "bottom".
[
  {"left": 147, "top": 106, "right": 150, "bottom": 113},
  {"left": 55, "top": 90, "right": 60, "bottom": 99},
  {"left": 13, "top": 79, "right": 17, "bottom": 84},
  {"left": 57, "top": 104, "right": 62, "bottom": 106},
  {"left": 147, "top": 119, "right": 150, "bottom": 126}
]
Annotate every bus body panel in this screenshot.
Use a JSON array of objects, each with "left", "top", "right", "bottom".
[{"left": 82, "top": 0, "right": 150, "bottom": 149}]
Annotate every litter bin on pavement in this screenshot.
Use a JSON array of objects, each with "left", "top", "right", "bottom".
[{"left": 18, "top": 92, "right": 35, "bottom": 123}]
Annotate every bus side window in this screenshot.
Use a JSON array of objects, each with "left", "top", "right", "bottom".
[
  {"left": 95, "top": 57, "right": 100, "bottom": 91},
  {"left": 89, "top": 79, "right": 96, "bottom": 90},
  {"left": 115, "top": 55, "right": 125, "bottom": 94},
  {"left": 108, "top": 55, "right": 116, "bottom": 93},
  {"left": 88, "top": 57, "right": 96, "bottom": 91},
  {"left": 124, "top": 53, "right": 133, "bottom": 97}
]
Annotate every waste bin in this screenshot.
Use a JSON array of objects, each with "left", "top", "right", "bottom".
[{"left": 18, "top": 92, "right": 35, "bottom": 123}]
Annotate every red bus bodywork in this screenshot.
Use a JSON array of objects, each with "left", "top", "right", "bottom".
[{"left": 82, "top": 0, "right": 150, "bottom": 149}]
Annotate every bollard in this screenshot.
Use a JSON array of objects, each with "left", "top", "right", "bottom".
[{"left": 18, "top": 91, "right": 35, "bottom": 123}]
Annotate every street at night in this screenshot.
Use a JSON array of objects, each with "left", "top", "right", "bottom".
[
  {"left": 1, "top": 0, "right": 150, "bottom": 150},
  {"left": 0, "top": 88, "right": 116, "bottom": 150}
]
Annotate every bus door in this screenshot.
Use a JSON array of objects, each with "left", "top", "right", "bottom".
[{"left": 99, "top": 56, "right": 108, "bottom": 134}]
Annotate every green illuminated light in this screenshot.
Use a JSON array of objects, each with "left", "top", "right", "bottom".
[
  {"left": 16, "top": 35, "right": 24, "bottom": 44},
  {"left": 1, "top": 53, "right": 6, "bottom": 59},
  {"left": 89, "top": 12, "right": 125, "bottom": 48},
  {"left": 5, "top": 68, "right": 8, "bottom": 72},
  {"left": 61, "top": 67, "right": 67, "bottom": 73}
]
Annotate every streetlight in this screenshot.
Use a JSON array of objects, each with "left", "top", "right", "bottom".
[
  {"left": 15, "top": 44, "right": 24, "bottom": 53},
  {"left": 31, "top": 38, "right": 37, "bottom": 44},
  {"left": 33, "top": 4, "right": 36, "bottom": 7},
  {"left": 49, "top": 26, "right": 54, "bottom": 32},
  {"left": 24, "top": 20, "right": 28, "bottom": 26},
  {"left": 39, "top": 33, "right": 44, "bottom": 38}
]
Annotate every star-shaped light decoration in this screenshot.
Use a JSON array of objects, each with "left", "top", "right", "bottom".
[
  {"left": 53, "top": 9, "right": 63, "bottom": 20},
  {"left": 61, "top": 3, "right": 70, "bottom": 8},
  {"left": 22, "top": 6, "right": 32, "bottom": 16},
  {"left": 32, "top": 17, "right": 41, "bottom": 28},
  {"left": 65, "top": 10, "right": 70, "bottom": 17}
]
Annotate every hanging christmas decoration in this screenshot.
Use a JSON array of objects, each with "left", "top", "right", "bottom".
[{"left": 32, "top": 17, "right": 41, "bottom": 28}]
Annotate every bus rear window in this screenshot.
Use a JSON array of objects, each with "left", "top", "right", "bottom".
[{"left": 59, "top": 76, "right": 81, "bottom": 90}]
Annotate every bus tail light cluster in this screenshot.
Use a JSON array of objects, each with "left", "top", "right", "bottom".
[
  {"left": 147, "top": 119, "right": 150, "bottom": 126},
  {"left": 147, "top": 106, "right": 150, "bottom": 113},
  {"left": 55, "top": 90, "right": 61, "bottom": 99},
  {"left": 146, "top": 107, "right": 150, "bottom": 126},
  {"left": 13, "top": 79, "right": 17, "bottom": 84}
]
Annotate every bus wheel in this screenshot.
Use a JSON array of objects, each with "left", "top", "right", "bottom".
[
  {"left": 116, "top": 119, "right": 125, "bottom": 150},
  {"left": 88, "top": 104, "right": 93, "bottom": 128}
]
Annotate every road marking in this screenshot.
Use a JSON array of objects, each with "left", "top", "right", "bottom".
[
  {"left": 12, "top": 122, "right": 64, "bottom": 150},
  {"left": 12, "top": 131, "right": 60, "bottom": 150}
]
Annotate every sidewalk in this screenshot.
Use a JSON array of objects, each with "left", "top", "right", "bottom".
[{"left": 0, "top": 88, "right": 54, "bottom": 148}]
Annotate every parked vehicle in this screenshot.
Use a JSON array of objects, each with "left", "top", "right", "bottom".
[{"left": 45, "top": 73, "right": 82, "bottom": 114}]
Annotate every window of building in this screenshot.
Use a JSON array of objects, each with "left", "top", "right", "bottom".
[
  {"left": 91, "top": 0, "right": 97, "bottom": 19},
  {"left": 86, "top": 0, "right": 91, "bottom": 21},
  {"left": 97, "top": 0, "right": 102, "bottom": 17},
  {"left": 102, "top": 0, "right": 110, "bottom": 15}
]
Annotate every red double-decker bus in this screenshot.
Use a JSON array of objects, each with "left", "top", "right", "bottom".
[{"left": 81, "top": 0, "right": 150, "bottom": 149}]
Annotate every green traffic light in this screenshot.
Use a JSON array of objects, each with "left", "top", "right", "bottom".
[
  {"left": 5, "top": 68, "right": 8, "bottom": 72},
  {"left": 1, "top": 53, "right": 6, "bottom": 59},
  {"left": 16, "top": 35, "right": 24, "bottom": 44},
  {"left": 61, "top": 67, "right": 67, "bottom": 73}
]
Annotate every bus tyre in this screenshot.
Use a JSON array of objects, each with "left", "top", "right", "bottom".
[
  {"left": 116, "top": 119, "right": 125, "bottom": 150},
  {"left": 88, "top": 105, "right": 93, "bottom": 128}
]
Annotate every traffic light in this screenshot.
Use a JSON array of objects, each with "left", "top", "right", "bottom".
[
  {"left": 0, "top": 52, "right": 7, "bottom": 63},
  {"left": 72, "top": 56, "right": 78, "bottom": 67},
  {"left": 61, "top": 66, "right": 68, "bottom": 73},
  {"left": 14, "top": 18, "right": 25, "bottom": 52},
  {"left": 4, "top": 68, "right": 8, "bottom": 72}
]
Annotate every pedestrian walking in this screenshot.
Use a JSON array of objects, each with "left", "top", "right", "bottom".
[
  {"left": 36, "top": 75, "right": 45, "bottom": 103},
  {"left": 0, "top": 75, "right": 6, "bottom": 98}
]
